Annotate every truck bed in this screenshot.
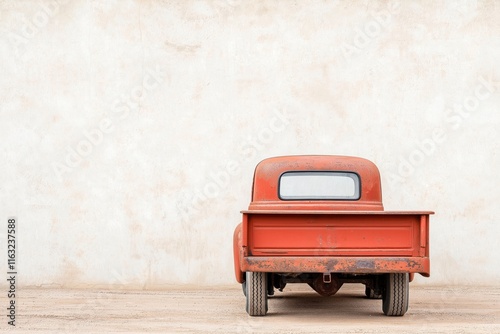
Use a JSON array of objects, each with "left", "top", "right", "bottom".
[{"left": 239, "top": 210, "right": 433, "bottom": 276}]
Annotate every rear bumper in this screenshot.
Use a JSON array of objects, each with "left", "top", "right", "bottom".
[{"left": 240, "top": 253, "right": 430, "bottom": 277}]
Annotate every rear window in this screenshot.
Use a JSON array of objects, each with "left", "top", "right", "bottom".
[{"left": 279, "top": 171, "right": 360, "bottom": 200}]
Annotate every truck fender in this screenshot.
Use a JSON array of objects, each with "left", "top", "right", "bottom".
[{"left": 233, "top": 223, "right": 244, "bottom": 283}]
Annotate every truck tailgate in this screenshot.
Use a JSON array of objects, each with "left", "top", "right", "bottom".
[{"left": 242, "top": 211, "right": 431, "bottom": 258}]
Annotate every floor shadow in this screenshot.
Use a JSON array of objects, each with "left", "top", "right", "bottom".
[{"left": 266, "top": 286, "right": 384, "bottom": 318}]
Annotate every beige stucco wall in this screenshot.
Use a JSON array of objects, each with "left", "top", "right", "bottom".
[{"left": 0, "top": 0, "right": 499, "bottom": 287}]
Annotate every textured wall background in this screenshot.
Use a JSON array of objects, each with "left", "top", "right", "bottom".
[{"left": 0, "top": 0, "right": 499, "bottom": 288}]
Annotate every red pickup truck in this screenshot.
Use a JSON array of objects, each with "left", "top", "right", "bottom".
[{"left": 233, "top": 155, "right": 433, "bottom": 316}]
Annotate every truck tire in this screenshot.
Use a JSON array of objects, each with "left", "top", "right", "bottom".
[
  {"left": 245, "top": 272, "right": 268, "bottom": 316},
  {"left": 365, "top": 286, "right": 382, "bottom": 299},
  {"left": 382, "top": 273, "right": 409, "bottom": 316},
  {"left": 242, "top": 280, "right": 247, "bottom": 297}
]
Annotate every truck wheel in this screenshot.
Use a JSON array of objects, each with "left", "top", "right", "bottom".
[
  {"left": 382, "top": 273, "right": 409, "bottom": 316},
  {"left": 245, "top": 272, "right": 268, "bottom": 316},
  {"left": 365, "top": 286, "right": 382, "bottom": 299}
]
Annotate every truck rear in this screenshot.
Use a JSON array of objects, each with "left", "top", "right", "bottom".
[{"left": 233, "top": 155, "right": 433, "bottom": 316}]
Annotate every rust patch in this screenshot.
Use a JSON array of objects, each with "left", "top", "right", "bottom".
[{"left": 241, "top": 256, "right": 430, "bottom": 276}]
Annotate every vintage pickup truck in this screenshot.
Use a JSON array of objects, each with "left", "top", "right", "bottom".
[{"left": 233, "top": 155, "right": 433, "bottom": 316}]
